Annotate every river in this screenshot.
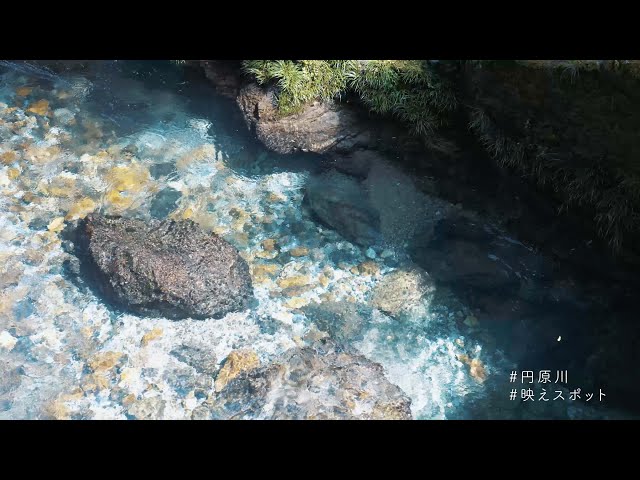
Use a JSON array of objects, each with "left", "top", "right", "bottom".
[{"left": 0, "top": 60, "right": 634, "bottom": 419}]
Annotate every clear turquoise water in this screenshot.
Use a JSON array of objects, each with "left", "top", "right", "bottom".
[{"left": 0, "top": 61, "right": 627, "bottom": 419}]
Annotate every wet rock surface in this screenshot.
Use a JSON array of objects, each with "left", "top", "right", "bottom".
[
  {"left": 305, "top": 170, "right": 381, "bottom": 246},
  {"left": 170, "top": 345, "right": 218, "bottom": 376},
  {"left": 237, "top": 83, "right": 373, "bottom": 155},
  {"left": 207, "top": 339, "right": 412, "bottom": 420},
  {"left": 372, "top": 268, "right": 435, "bottom": 318},
  {"left": 74, "top": 214, "right": 253, "bottom": 319},
  {"left": 409, "top": 215, "right": 550, "bottom": 299},
  {"left": 302, "top": 301, "right": 369, "bottom": 342}
]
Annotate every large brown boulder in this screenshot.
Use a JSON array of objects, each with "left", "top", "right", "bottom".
[{"left": 74, "top": 214, "right": 253, "bottom": 319}]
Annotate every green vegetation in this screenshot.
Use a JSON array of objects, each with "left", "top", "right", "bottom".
[
  {"left": 242, "top": 60, "right": 456, "bottom": 134},
  {"left": 468, "top": 61, "right": 640, "bottom": 252},
  {"left": 242, "top": 60, "right": 355, "bottom": 115},
  {"left": 237, "top": 59, "right": 640, "bottom": 254}
]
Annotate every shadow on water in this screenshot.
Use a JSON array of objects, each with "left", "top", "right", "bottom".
[{"left": 59, "top": 219, "right": 144, "bottom": 322}]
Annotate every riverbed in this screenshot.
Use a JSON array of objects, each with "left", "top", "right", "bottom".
[{"left": 0, "top": 61, "right": 633, "bottom": 419}]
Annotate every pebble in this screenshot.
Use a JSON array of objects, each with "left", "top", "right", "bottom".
[
  {"left": 289, "top": 247, "right": 309, "bottom": 257},
  {"left": 262, "top": 238, "right": 277, "bottom": 251},
  {"left": 285, "top": 297, "right": 309, "bottom": 309},
  {"left": 365, "top": 247, "right": 377, "bottom": 259},
  {"left": 0, "top": 331, "right": 18, "bottom": 351},
  {"left": 141, "top": 328, "right": 163, "bottom": 347},
  {"left": 214, "top": 349, "right": 260, "bottom": 392},
  {"left": 277, "top": 275, "right": 311, "bottom": 289},
  {"left": 88, "top": 351, "right": 124, "bottom": 372},
  {"left": 47, "top": 217, "right": 65, "bottom": 232}
]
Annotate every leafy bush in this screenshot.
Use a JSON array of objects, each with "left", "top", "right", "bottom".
[
  {"left": 239, "top": 59, "right": 640, "bottom": 253},
  {"left": 242, "top": 60, "right": 457, "bottom": 133}
]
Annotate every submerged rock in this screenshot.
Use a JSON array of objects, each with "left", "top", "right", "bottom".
[
  {"left": 170, "top": 345, "right": 218, "bottom": 376},
  {"left": 149, "top": 187, "right": 182, "bottom": 219},
  {"left": 214, "top": 349, "right": 260, "bottom": 392},
  {"left": 305, "top": 170, "right": 381, "bottom": 246},
  {"left": 74, "top": 214, "right": 253, "bottom": 319},
  {"left": 208, "top": 340, "right": 412, "bottom": 420},
  {"left": 372, "top": 268, "right": 435, "bottom": 317},
  {"left": 302, "top": 301, "right": 369, "bottom": 342},
  {"left": 409, "top": 215, "right": 549, "bottom": 299}
]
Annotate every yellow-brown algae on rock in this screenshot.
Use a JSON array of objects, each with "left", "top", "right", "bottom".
[
  {"left": 105, "top": 164, "right": 151, "bottom": 193},
  {"left": 24, "top": 145, "right": 62, "bottom": 164},
  {"left": 103, "top": 164, "right": 153, "bottom": 212},
  {"left": 255, "top": 250, "right": 278, "bottom": 259},
  {"left": 191, "top": 211, "right": 219, "bottom": 232},
  {"left": 371, "top": 400, "right": 412, "bottom": 420},
  {"left": 457, "top": 354, "right": 488, "bottom": 383},
  {"left": 356, "top": 260, "right": 380, "bottom": 276},
  {"left": 266, "top": 192, "right": 286, "bottom": 203},
  {"left": 42, "top": 175, "right": 77, "bottom": 198},
  {"left": 285, "top": 297, "right": 309, "bottom": 309},
  {"left": 277, "top": 275, "right": 311, "bottom": 289},
  {"left": 47, "top": 216, "right": 65, "bottom": 232},
  {"left": 7, "top": 167, "right": 20, "bottom": 180},
  {"left": 0, "top": 151, "right": 18, "bottom": 165},
  {"left": 65, "top": 197, "right": 97, "bottom": 220},
  {"left": 88, "top": 351, "right": 124, "bottom": 373},
  {"left": 214, "top": 349, "right": 260, "bottom": 392},
  {"left": 318, "top": 274, "right": 330, "bottom": 288},
  {"left": 104, "top": 190, "right": 134, "bottom": 209},
  {"left": 43, "top": 399, "right": 71, "bottom": 420},
  {"left": 289, "top": 247, "right": 309, "bottom": 257},
  {"left": 251, "top": 263, "right": 281, "bottom": 284},
  {"left": 281, "top": 284, "right": 314, "bottom": 297},
  {"left": 59, "top": 388, "right": 84, "bottom": 402},
  {"left": 122, "top": 394, "right": 137, "bottom": 407},
  {"left": 141, "top": 328, "right": 163, "bottom": 347},
  {"left": 89, "top": 372, "right": 111, "bottom": 390},
  {"left": 230, "top": 232, "right": 249, "bottom": 248},
  {"left": 469, "top": 358, "right": 488, "bottom": 383},
  {"left": 371, "top": 268, "right": 434, "bottom": 317},
  {"left": 181, "top": 207, "right": 194, "bottom": 220},
  {"left": 262, "top": 238, "right": 277, "bottom": 251},
  {"left": 15, "top": 86, "right": 33, "bottom": 97},
  {"left": 176, "top": 144, "right": 216, "bottom": 170}
]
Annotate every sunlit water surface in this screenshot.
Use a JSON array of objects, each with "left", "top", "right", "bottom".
[{"left": 0, "top": 61, "right": 623, "bottom": 419}]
